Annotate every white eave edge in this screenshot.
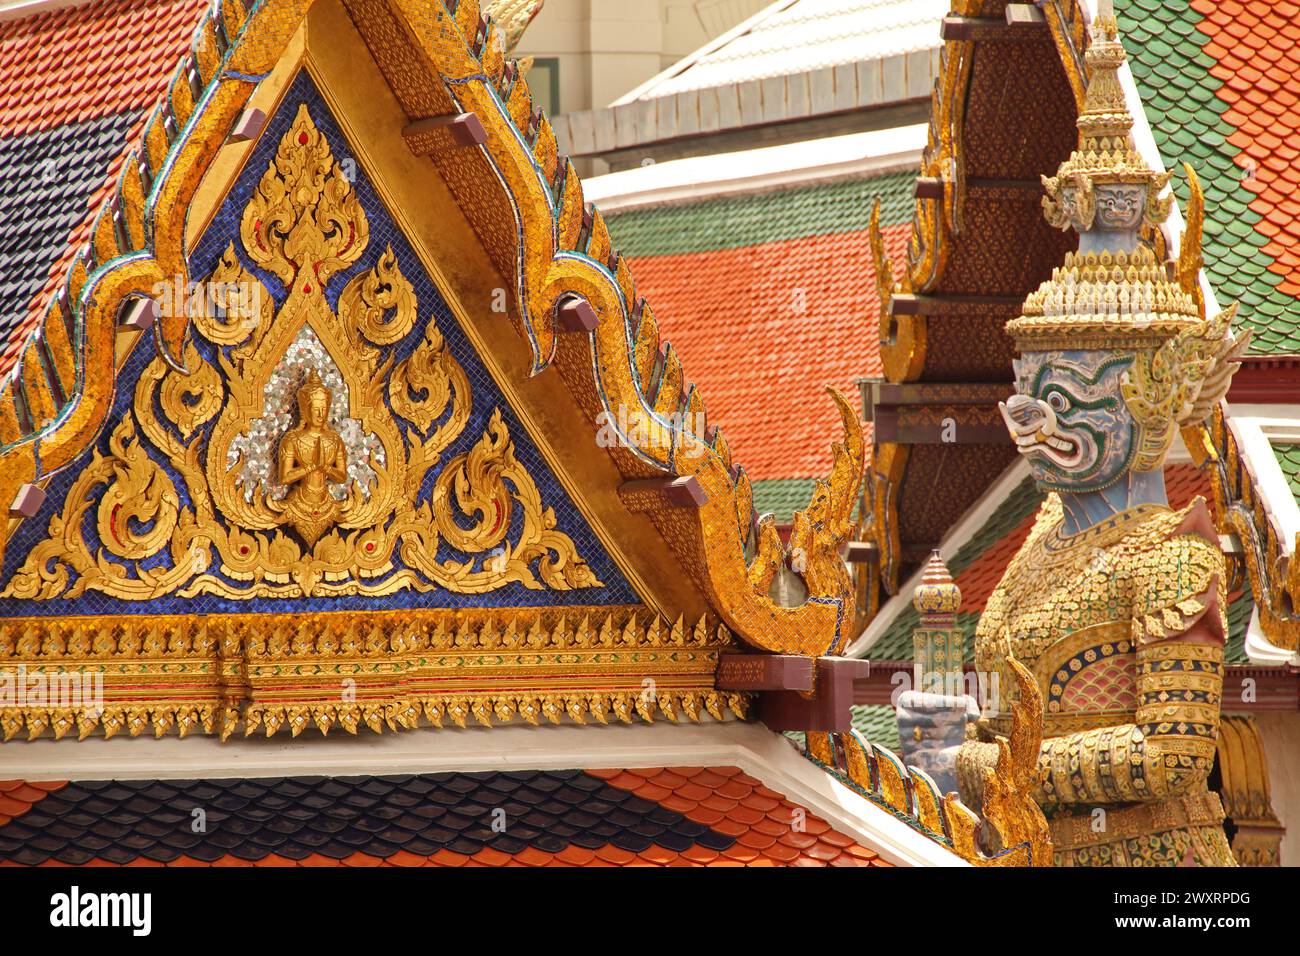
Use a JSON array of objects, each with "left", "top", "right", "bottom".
[
  {"left": 583, "top": 123, "right": 927, "bottom": 213},
  {"left": 0, "top": 719, "right": 966, "bottom": 867}
]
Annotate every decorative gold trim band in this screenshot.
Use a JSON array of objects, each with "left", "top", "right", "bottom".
[{"left": 0, "top": 605, "right": 747, "bottom": 741}]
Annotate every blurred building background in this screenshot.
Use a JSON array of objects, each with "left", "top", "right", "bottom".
[{"left": 513, "top": 0, "right": 773, "bottom": 121}]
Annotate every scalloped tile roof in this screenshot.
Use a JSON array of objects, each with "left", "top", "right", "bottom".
[
  {"left": 605, "top": 172, "right": 913, "bottom": 483},
  {"left": 0, "top": 0, "right": 209, "bottom": 382},
  {"left": 1273, "top": 442, "right": 1300, "bottom": 501},
  {"left": 0, "top": 769, "right": 890, "bottom": 867},
  {"left": 1116, "top": 0, "right": 1300, "bottom": 354}
]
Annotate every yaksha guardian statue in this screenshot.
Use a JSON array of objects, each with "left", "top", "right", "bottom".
[{"left": 956, "top": 7, "right": 1249, "bottom": 866}]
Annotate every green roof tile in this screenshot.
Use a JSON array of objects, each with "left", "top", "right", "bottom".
[
  {"left": 601, "top": 170, "right": 915, "bottom": 259},
  {"left": 1115, "top": 0, "right": 1300, "bottom": 354},
  {"left": 1272, "top": 443, "right": 1300, "bottom": 502},
  {"left": 1225, "top": 577, "right": 1252, "bottom": 666},
  {"left": 751, "top": 478, "right": 816, "bottom": 525}
]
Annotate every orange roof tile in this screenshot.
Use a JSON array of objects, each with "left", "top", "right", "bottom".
[
  {"left": 0, "top": 0, "right": 207, "bottom": 137},
  {"left": 2, "top": 768, "right": 891, "bottom": 868},
  {"left": 0, "top": 0, "right": 211, "bottom": 385},
  {"left": 623, "top": 222, "right": 907, "bottom": 480}
]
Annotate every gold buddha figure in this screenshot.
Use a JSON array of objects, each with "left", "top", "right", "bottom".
[
  {"left": 955, "top": 7, "right": 1249, "bottom": 866},
  {"left": 276, "top": 370, "right": 348, "bottom": 544}
]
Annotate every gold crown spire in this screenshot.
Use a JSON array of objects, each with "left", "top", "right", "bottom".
[
  {"left": 1006, "top": 8, "right": 1200, "bottom": 350},
  {"left": 296, "top": 369, "right": 331, "bottom": 416},
  {"left": 1039, "top": 2, "right": 1172, "bottom": 239}
]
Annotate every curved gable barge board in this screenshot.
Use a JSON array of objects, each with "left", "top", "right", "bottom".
[
  {"left": 339, "top": 0, "right": 862, "bottom": 656},
  {"left": 869, "top": 0, "right": 1085, "bottom": 597}
]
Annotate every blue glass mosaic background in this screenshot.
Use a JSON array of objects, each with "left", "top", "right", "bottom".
[{"left": 0, "top": 70, "right": 638, "bottom": 617}]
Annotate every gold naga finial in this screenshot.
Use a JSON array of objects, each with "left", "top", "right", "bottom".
[
  {"left": 944, "top": 657, "right": 1053, "bottom": 866},
  {"left": 485, "top": 0, "right": 547, "bottom": 72}
]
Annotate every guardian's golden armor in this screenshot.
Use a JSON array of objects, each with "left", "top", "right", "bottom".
[{"left": 962, "top": 496, "right": 1235, "bottom": 865}]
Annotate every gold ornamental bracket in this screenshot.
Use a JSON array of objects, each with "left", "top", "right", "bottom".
[
  {"left": 906, "top": 14, "right": 973, "bottom": 296},
  {"left": 942, "top": 658, "right": 1052, "bottom": 866},
  {"left": 1185, "top": 409, "right": 1300, "bottom": 653}
]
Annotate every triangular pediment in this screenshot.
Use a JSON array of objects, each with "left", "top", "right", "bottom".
[
  {"left": 1, "top": 69, "right": 636, "bottom": 616},
  {"left": 0, "top": 0, "right": 869, "bottom": 745}
]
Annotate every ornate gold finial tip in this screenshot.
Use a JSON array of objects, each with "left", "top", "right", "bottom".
[{"left": 913, "top": 550, "right": 961, "bottom": 616}]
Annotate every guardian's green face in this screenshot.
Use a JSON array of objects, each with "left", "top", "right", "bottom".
[{"left": 1001, "top": 349, "right": 1137, "bottom": 493}]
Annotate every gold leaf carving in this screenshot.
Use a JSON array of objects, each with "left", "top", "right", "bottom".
[
  {"left": 158, "top": 340, "right": 223, "bottom": 440},
  {"left": 390, "top": 319, "right": 469, "bottom": 436},
  {"left": 193, "top": 242, "right": 273, "bottom": 352},
  {"left": 96, "top": 416, "right": 180, "bottom": 561},
  {"left": 5, "top": 415, "right": 195, "bottom": 600},
  {"left": 239, "top": 103, "right": 367, "bottom": 287},
  {"left": 944, "top": 658, "right": 1053, "bottom": 866},
  {"left": 5, "top": 103, "right": 603, "bottom": 603},
  {"left": 340, "top": 244, "right": 416, "bottom": 346}
]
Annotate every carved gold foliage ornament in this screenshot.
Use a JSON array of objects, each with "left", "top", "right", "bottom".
[
  {"left": 907, "top": 22, "right": 972, "bottom": 293},
  {"left": 3, "top": 104, "right": 601, "bottom": 602},
  {"left": 342, "top": 245, "right": 417, "bottom": 346},
  {"left": 390, "top": 321, "right": 469, "bottom": 438},
  {"left": 786, "top": 389, "right": 865, "bottom": 618},
  {"left": 239, "top": 105, "right": 367, "bottom": 288},
  {"left": 193, "top": 242, "right": 275, "bottom": 352},
  {"left": 159, "top": 341, "right": 223, "bottom": 440}
]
